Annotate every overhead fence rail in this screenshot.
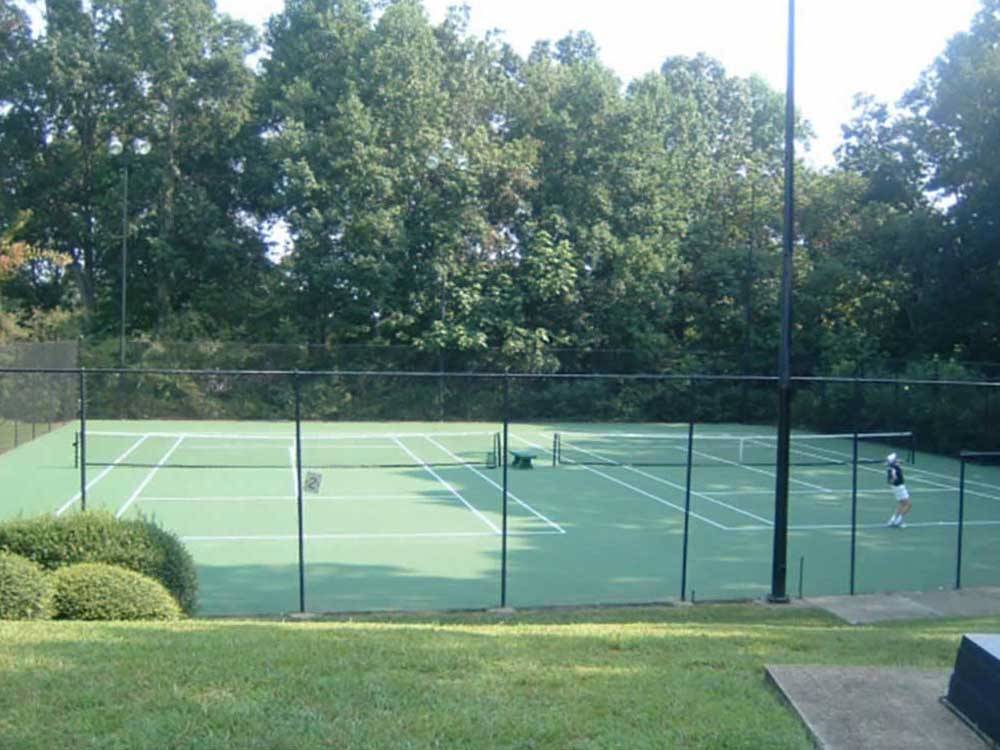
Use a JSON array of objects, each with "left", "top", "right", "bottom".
[{"left": 1, "top": 359, "right": 998, "bottom": 616}]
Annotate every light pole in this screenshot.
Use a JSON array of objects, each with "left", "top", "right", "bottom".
[{"left": 108, "top": 135, "right": 150, "bottom": 370}]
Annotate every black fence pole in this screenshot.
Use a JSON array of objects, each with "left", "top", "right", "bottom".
[
  {"left": 849, "top": 430, "right": 859, "bottom": 595},
  {"left": 956, "top": 456, "right": 966, "bottom": 590},
  {"left": 294, "top": 371, "right": 306, "bottom": 613},
  {"left": 501, "top": 375, "right": 510, "bottom": 609},
  {"left": 79, "top": 367, "right": 87, "bottom": 511},
  {"left": 680, "top": 419, "right": 694, "bottom": 601},
  {"left": 770, "top": 0, "right": 796, "bottom": 604}
]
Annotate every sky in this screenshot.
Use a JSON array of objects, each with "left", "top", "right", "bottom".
[{"left": 215, "top": 0, "right": 984, "bottom": 167}]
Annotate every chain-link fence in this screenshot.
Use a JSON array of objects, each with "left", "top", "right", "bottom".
[
  {"left": 1, "top": 363, "right": 998, "bottom": 615},
  {"left": 0, "top": 342, "right": 78, "bottom": 453}
]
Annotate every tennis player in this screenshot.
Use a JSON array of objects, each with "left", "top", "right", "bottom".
[{"left": 885, "top": 453, "right": 911, "bottom": 528}]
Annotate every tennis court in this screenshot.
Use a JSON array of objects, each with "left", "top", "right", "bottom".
[{"left": 2, "top": 419, "right": 999, "bottom": 615}]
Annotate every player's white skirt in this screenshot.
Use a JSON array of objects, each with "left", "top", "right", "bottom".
[{"left": 893, "top": 484, "right": 910, "bottom": 502}]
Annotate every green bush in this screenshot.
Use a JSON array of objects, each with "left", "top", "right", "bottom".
[
  {"left": 0, "top": 551, "right": 53, "bottom": 620},
  {"left": 51, "top": 563, "right": 182, "bottom": 621},
  {"left": 0, "top": 512, "right": 197, "bottom": 614}
]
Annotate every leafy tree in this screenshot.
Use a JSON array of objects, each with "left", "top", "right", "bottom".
[
  {"left": 5, "top": 0, "right": 268, "bottom": 340},
  {"left": 900, "top": 0, "right": 1000, "bottom": 361}
]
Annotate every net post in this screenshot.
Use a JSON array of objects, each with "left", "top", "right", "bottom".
[
  {"left": 79, "top": 367, "right": 87, "bottom": 511},
  {"left": 956, "top": 455, "right": 966, "bottom": 590},
  {"left": 680, "top": 417, "right": 694, "bottom": 602},
  {"left": 294, "top": 370, "right": 306, "bottom": 613},
  {"left": 500, "top": 375, "right": 509, "bottom": 609},
  {"left": 849, "top": 429, "right": 859, "bottom": 595}
]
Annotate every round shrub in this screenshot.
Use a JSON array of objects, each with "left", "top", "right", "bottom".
[
  {"left": 0, "top": 511, "right": 197, "bottom": 614},
  {"left": 51, "top": 563, "right": 182, "bottom": 621},
  {"left": 0, "top": 551, "right": 53, "bottom": 620}
]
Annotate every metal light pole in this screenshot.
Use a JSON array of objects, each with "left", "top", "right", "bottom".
[
  {"left": 770, "top": 0, "right": 796, "bottom": 603},
  {"left": 108, "top": 135, "right": 150, "bottom": 370}
]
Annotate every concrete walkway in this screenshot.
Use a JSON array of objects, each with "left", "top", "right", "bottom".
[
  {"left": 765, "top": 587, "right": 1000, "bottom": 749},
  {"left": 766, "top": 666, "right": 989, "bottom": 750},
  {"left": 802, "top": 586, "right": 1000, "bottom": 625}
]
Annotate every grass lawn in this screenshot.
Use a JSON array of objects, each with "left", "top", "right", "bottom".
[{"left": 2, "top": 604, "right": 998, "bottom": 749}]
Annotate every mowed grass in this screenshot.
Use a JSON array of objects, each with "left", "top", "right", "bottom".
[{"left": 2, "top": 605, "right": 998, "bottom": 750}]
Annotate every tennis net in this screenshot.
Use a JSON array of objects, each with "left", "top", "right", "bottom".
[
  {"left": 76, "top": 430, "right": 501, "bottom": 470},
  {"left": 553, "top": 430, "right": 915, "bottom": 468}
]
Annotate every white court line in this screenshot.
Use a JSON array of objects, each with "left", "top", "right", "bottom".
[
  {"left": 115, "top": 436, "right": 185, "bottom": 518},
  {"left": 903, "top": 468, "right": 1000, "bottom": 503},
  {"left": 687, "top": 442, "right": 835, "bottom": 494},
  {"left": 181, "top": 529, "right": 563, "bottom": 542},
  {"left": 427, "top": 435, "right": 565, "bottom": 533},
  {"left": 288, "top": 446, "right": 298, "bottom": 498},
  {"left": 730, "top": 518, "right": 1000, "bottom": 532},
  {"left": 139, "top": 493, "right": 456, "bottom": 502},
  {"left": 697, "top": 487, "right": 960, "bottom": 499},
  {"left": 55, "top": 434, "right": 150, "bottom": 516},
  {"left": 513, "top": 433, "right": 728, "bottom": 530},
  {"left": 392, "top": 437, "right": 501, "bottom": 534},
  {"left": 851, "top": 460, "right": 1000, "bottom": 503},
  {"left": 559, "top": 432, "right": 835, "bottom": 495},
  {"left": 562, "top": 441, "right": 775, "bottom": 526}
]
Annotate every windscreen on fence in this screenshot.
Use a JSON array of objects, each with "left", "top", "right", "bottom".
[{"left": 0, "top": 368, "right": 79, "bottom": 519}]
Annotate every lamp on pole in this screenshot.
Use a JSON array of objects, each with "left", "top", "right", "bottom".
[{"left": 108, "top": 134, "right": 150, "bottom": 370}]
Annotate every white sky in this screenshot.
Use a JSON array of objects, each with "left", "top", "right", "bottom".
[{"left": 217, "top": 0, "right": 984, "bottom": 167}]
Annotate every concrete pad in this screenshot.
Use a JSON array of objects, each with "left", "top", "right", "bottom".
[
  {"left": 804, "top": 587, "right": 1000, "bottom": 625},
  {"left": 805, "top": 593, "right": 940, "bottom": 625},
  {"left": 766, "top": 665, "right": 989, "bottom": 750},
  {"left": 911, "top": 588, "right": 1000, "bottom": 619}
]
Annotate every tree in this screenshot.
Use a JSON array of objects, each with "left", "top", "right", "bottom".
[
  {"left": 898, "top": 0, "right": 1000, "bottom": 361},
  {"left": 5, "top": 0, "right": 268, "bottom": 339}
]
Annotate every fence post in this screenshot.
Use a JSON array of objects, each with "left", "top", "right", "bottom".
[
  {"left": 294, "top": 370, "right": 306, "bottom": 613},
  {"left": 680, "top": 417, "right": 694, "bottom": 601},
  {"left": 956, "top": 456, "right": 965, "bottom": 590},
  {"left": 500, "top": 374, "right": 509, "bottom": 609},
  {"left": 79, "top": 367, "right": 87, "bottom": 511},
  {"left": 849, "top": 429, "right": 859, "bottom": 595}
]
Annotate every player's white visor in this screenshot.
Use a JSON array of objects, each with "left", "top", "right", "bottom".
[{"left": 886, "top": 453, "right": 897, "bottom": 464}]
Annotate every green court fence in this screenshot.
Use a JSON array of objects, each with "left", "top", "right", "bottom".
[
  {"left": 0, "top": 342, "right": 78, "bottom": 454},
  {"left": 1, "top": 365, "right": 998, "bottom": 615}
]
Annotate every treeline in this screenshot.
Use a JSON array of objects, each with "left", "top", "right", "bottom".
[{"left": 1, "top": 0, "right": 999, "bottom": 378}]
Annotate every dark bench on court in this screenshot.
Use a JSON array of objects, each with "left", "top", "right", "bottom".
[{"left": 510, "top": 449, "right": 539, "bottom": 469}]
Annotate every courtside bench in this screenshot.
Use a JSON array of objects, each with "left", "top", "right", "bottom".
[{"left": 510, "top": 449, "right": 539, "bottom": 469}]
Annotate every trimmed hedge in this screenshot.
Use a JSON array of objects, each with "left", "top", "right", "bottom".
[
  {"left": 0, "top": 512, "right": 197, "bottom": 614},
  {"left": 51, "top": 563, "right": 182, "bottom": 620},
  {"left": 0, "top": 551, "right": 53, "bottom": 620}
]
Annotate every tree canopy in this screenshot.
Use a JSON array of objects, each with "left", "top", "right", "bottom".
[{"left": 2, "top": 0, "right": 998, "bottom": 378}]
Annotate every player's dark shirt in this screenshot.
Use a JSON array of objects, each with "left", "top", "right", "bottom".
[{"left": 887, "top": 464, "right": 904, "bottom": 486}]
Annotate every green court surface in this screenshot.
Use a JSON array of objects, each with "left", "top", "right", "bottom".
[{"left": 2, "top": 420, "right": 998, "bottom": 615}]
